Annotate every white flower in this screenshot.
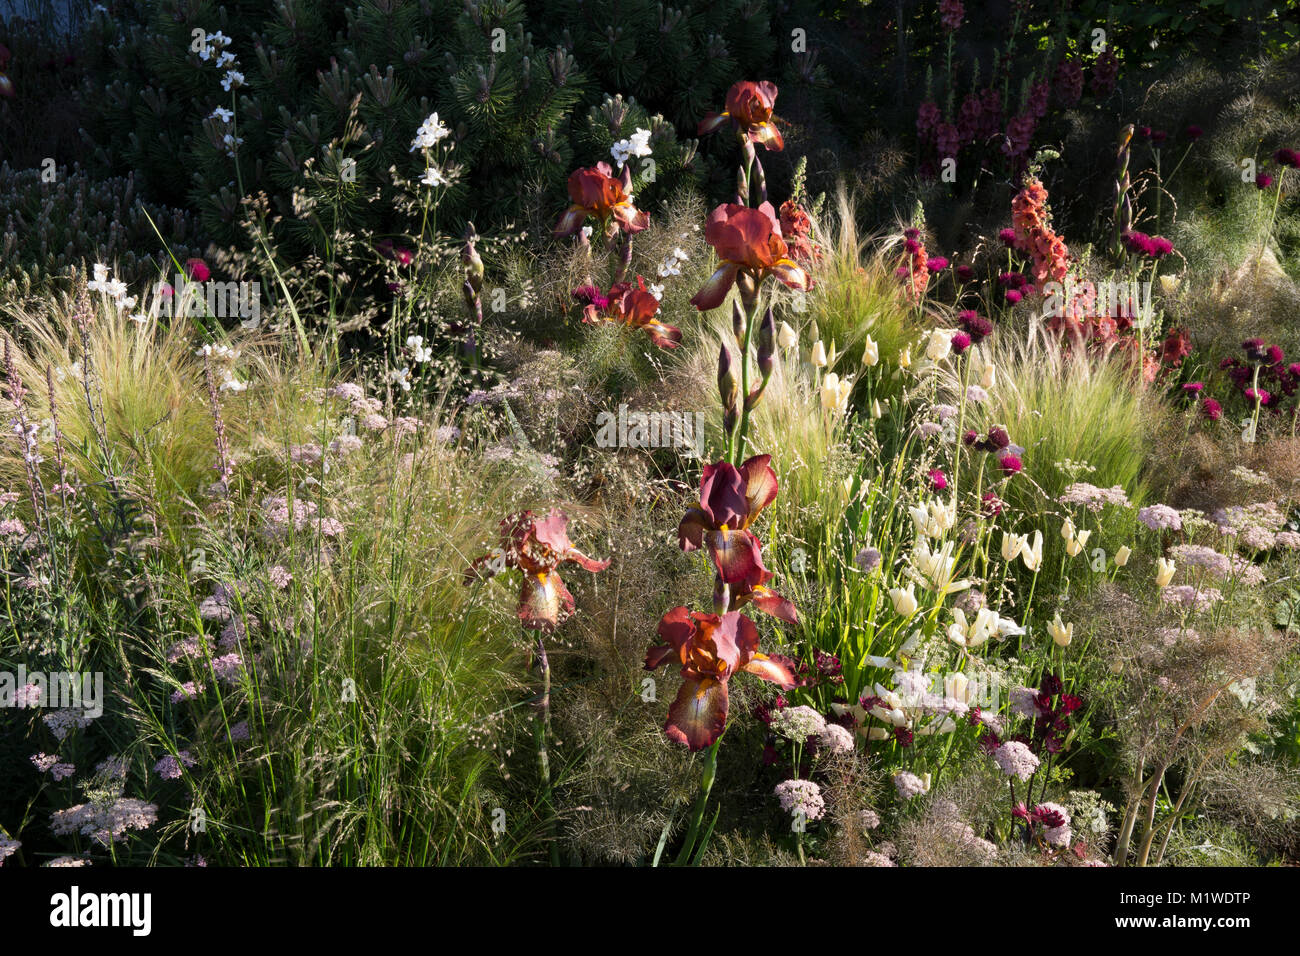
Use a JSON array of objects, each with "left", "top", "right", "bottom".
[
  {"left": 1115, "top": 545, "right": 1132, "bottom": 567},
  {"left": 925, "top": 328, "right": 954, "bottom": 361},
  {"left": 207, "top": 31, "right": 232, "bottom": 48},
  {"left": 948, "top": 607, "right": 996, "bottom": 649},
  {"left": 820, "top": 372, "right": 852, "bottom": 416},
  {"left": 1001, "top": 531, "right": 1027, "bottom": 563},
  {"left": 406, "top": 336, "right": 433, "bottom": 363},
  {"left": 410, "top": 111, "right": 450, "bottom": 151},
  {"left": 980, "top": 361, "right": 997, "bottom": 390},
  {"left": 610, "top": 128, "right": 652, "bottom": 166},
  {"left": 581, "top": 225, "right": 593, "bottom": 241},
  {"left": 1155, "top": 557, "right": 1176, "bottom": 588},
  {"left": 210, "top": 107, "right": 234, "bottom": 123},
  {"left": 420, "top": 165, "right": 449, "bottom": 187},
  {"left": 648, "top": 283, "right": 665, "bottom": 300},
  {"left": 889, "top": 584, "right": 919, "bottom": 617},
  {"left": 88, "top": 263, "right": 111, "bottom": 293},
  {"left": 1047, "top": 614, "right": 1073, "bottom": 647},
  {"left": 1021, "top": 530, "right": 1044, "bottom": 572},
  {"left": 388, "top": 366, "right": 412, "bottom": 392},
  {"left": 216, "top": 51, "right": 237, "bottom": 68},
  {"left": 221, "top": 70, "right": 245, "bottom": 91},
  {"left": 862, "top": 334, "right": 879, "bottom": 367},
  {"left": 129, "top": 313, "right": 148, "bottom": 325},
  {"left": 777, "top": 321, "right": 798, "bottom": 350},
  {"left": 810, "top": 340, "right": 827, "bottom": 368},
  {"left": 218, "top": 370, "right": 248, "bottom": 393}
]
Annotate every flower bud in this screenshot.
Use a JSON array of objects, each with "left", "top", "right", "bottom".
[
  {"left": 810, "top": 339, "right": 827, "bottom": 368},
  {"left": 1114, "top": 545, "right": 1132, "bottom": 567},
  {"left": 898, "top": 345, "right": 912, "bottom": 368},
  {"left": 461, "top": 221, "right": 484, "bottom": 293},
  {"left": 731, "top": 299, "right": 746, "bottom": 342},
  {"left": 757, "top": 306, "right": 776, "bottom": 379},
  {"left": 889, "top": 584, "right": 919, "bottom": 617},
  {"left": 718, "top": 343, "right": 739, "bottom": 412},
  {"left": 778, "top": 321, "right": 798, "bottom": 350}
]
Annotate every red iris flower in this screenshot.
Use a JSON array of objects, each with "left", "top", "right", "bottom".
[
  {"left": 465, "top": 509, "right": 609, "bottom": 631},
  {"left": 690, "top": 202, "right": 810, "bottom": 311},
  {"left": 678, "top": 455, "right": 778, "bottom": 589},
  {"left": 644, "top": 607, "right": 796, "bottom": 750},
  {"left": 698, "top": 80, "right": 784, "bottom": 151},
  {"left": 581, "top": 276, "right": 682, "bottom": 349},
  {"left": 553, "top": 161, "right": 648, "bottom": 239}
]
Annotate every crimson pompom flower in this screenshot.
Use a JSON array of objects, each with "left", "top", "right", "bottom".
[
  {"left": 644, "top": 607, "right": 796, "bottom": 750},
  {"left": 1181, "top": 381, "right": 1204, "bottom": 395},
  {"left": 678, "top": 454, "right": 778, "bottom": 589},
  {"left": 950, "top": 331, "right": 971, "bottom": 354},
  {"left": 1005, "top": 288, "right": 1022, "bottom": 304},
  {"left": 1202, "top": 398, "right": 1222, "bottom": 420},
  {"left": 580, "top": 276, "right": 682, "bottom": 349},
  {"left": 1060, "top": 693, "right": 1083, "bottom": 714},
  {"left": 1242, "top": 338, "right": 1272, "bottom": 363},
  {"left": 894, "top": 727, "right": 914, "bottom": 747},
  {"left": 1151, "top": 130, "right": 1167, "bottom": 144},
  {"left": 690, "top": 202, "right": 810, "bottom": 311},
  {"left": 982, "top": 491, "right": 1004, "bottom": 516},
  {"left": 928, "top": 468, "right": 948, "bottom": 491},
  {"left": 1148, "top": 235, "right": 1174, "bottom": 258},
  {"left": 465, "top": 510, "right": 609, "bottom": 631},
  {"left": 927, "top": 256, "right": 950, "bottom": 271},
  {"left": 1136, "top": 126, "right": 1152, "bottom": 140},
  {"left": 999, "top": 453, "right": 1023, "bottom": 474},
  {"left": 998, "top": 228, "right": 1017, "bottom": 246},
  {"left": 955, "top": 264, "right": 975, "bottom": 282},
  {"left": 958, "top": 310, "right": 993, "bottom": 343},
  {"left": 186, "top": 258, "right": 211, "bottom": 282},
  {"left": 553, "top": 161, "right": 648, "bottom": 239},
  {"left": 1031, "top": 804, "right": 1067, "bottom": 828},
  {"left": 1273, "top": 147, "right": 1300, "bottom": 168},
  {"left": 1041, "top": 674, "right": 1063, "bottom": 696},
  {"left": 1256, "top": 173, "right": 1275, "bottom": 190},
  {"left": 1245, "top": 387, "right": 1271, "bottom": 404},
  {"left": 698, "top": 80, "right": 783, "bottom": 151},
  {"left": 1184, "top": 125, "right": 1203, "bottom": 140}
]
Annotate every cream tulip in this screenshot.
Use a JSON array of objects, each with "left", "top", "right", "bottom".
[
  {"left": 1001, "top": 531, "right": 1027, "bottom": 563},
  {"left": 1155, "top": 557, "right": 1176, "bottom": 587},
  {"left": 1061, "top": 517, "right": 1076, "bottom": 541},
  {"left": 1114, "top": 545, "right": 1132, "bottom": 567},
  {"left": 979, "top": 361, "right": 996, "bottom": 390},
  {"left": 778, "top": 320, "right": 798, "bottom": 350},
  {"left": 898, "top": 345, "right": 912, "bottom": 368},
  {"left": 889, "top": 584, "right": 919, "bottom": 617},
  {"left": 1047, "top": 614, "right": 1073, "bottom": 647},
  {"left": 1021, "top": 530, "right": 1044, "bottom": 572},
  {"left": 810, "top": 339, "right": 827, "bottom": 368},
  {"left": 863, "top": 334, "right": 880, "bottom": 367}
]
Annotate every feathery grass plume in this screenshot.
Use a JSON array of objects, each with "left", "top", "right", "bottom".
[{"left": 961, "top": 324, "right": 1165, "bottom": 545}]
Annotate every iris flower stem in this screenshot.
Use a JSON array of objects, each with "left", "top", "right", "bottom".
[
  {"left": 532, "top": 630, "right": 560, "bottom": 866},
  {"left": 674, "top": 736, "right": 722, "bottom": 865},
  {"left": 734, "top": 287, "right": 761, "bottom": 466}
]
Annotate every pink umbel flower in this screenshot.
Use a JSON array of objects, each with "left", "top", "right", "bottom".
[{"left": 993, "top": 741, "right": 1039, "bottom": 780}]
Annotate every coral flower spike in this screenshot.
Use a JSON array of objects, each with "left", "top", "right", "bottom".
[
  {"left": 698, "top": 81, "right": 784, "bottom": 151},
  {"left": 690, "top": 202, "right": 810, "bottom": 311},
  {"left": 465, "top": 509, "right": 609, "bottom": 631},
  {"left": 645, "top": 607, "right": 796, "bottom": 750},
  {"left": 553, "top": 161, "right": 649, "bottom": 239}
]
